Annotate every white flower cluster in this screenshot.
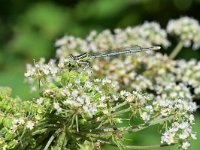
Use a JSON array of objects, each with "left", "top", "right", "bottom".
[
  {"left": 62, "top": 88, "right": 98, "bottom": 118},
  {"left": 176, "top": 59, "right": 200, "bottom": 95},
  {"left": 119, "top": 89, "right": 197, "bottom": 141},
  {"left": 120, "top": 90, "right": 151, "bottom": 105},
  {"left": 160, "top": 99, "right": 197, "bottom": 149},
  {"left": 155, "top": 83, "right": 192, "bottom": 100},
  {"left": 120, "top": 22, "right": 170, "bottom": 47},
  {"left": 25, "top": 58, "right": 59, "bottom": 89},
  {"left": 161, "top": 121, "right": 197, "bottom": 149},
  {"left": 56, "top": 35, "right": 87, "bottom": 57},
  {"left": 90, "top": 53, "right": 194, "bottom": 101},
  {"left": 11, "top": 117, "right": 35, "bottom": 131},
  {"left": 167, "top": 16, "right": 200, "bottom": 49},
  {"left": 25, "top": 58, "right": 58, "bottom": 78},
  {"left": 119, "top": 91, "right": 153, "bottom": 123},
  {"left": 41, "top": 75, "right": 119, "bottom": 118}
]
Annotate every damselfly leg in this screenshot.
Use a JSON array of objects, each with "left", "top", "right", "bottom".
[{"left": 77, "top": 60, "right": 91, "bottom": 71}]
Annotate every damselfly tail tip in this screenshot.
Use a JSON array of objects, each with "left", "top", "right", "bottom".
[{"left": 151, "top": 46, "right": 161, "bottom": 50}]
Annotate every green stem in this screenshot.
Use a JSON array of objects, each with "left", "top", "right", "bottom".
[
  {"left": 125, "top": 115, "right": 174, "bottom": 133},
  {"left": 113, "top": 108, "right": 131, "bottom": 116},
  {"left": 126, "top": 143, "right": 176, "bottom": 150},
  {"left": 169, "top": 42, "right": 183, "bottom": 59},
  {"left": 126, "top": 144, "right": 161, "bottom": 150},
  {"left": 76, "top": 115, "right": 79, "bottom": 132},
  {"left": 148, "top": 115, "right": 174, "bottom": 126},
  {"left": 112, "top": 101, "right": 128, "bottom": 111},
  {"left": 55, "top": 127, "right": 67, "bottom": 149},
  {"left": 44, "top": 129, "right": 60, "bottom": 150}
]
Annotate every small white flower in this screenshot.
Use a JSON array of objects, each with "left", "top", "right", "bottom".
[
  {"left": 53, "top": 102, "right": 62, "bottom": 112},
  {"left": 191, "top": 133, "right": 197, "bottom": 140},
  {"left": 55, "top": 35, "right": 70, "bottom": 46},
  {"left": 12, "top": 118, "right": 19, "bottom": 125},
  {"left": 120, "top": 90, "right": 126, "bottom": 96},
  {"left": 145, "top": 105, "right": 154, "bottom": 113},
  {"left": 126, "top": 95, "right": 133, "bottom": 102},
  {"left": 75, "top": 79, "right": 81, "bottom": 84},
  {"left": 84, "top": 81, "right": 93, "bottom": 88},
  {"left": 188, "top": 114, "right": 195, "bottom": 123},
  {"left": 141, "top": 112, "right": 151, "bottom": 122},
  {"left": 58, "top": 59, "right": 65, "bottom": 68},
  {"left": 169, "top": 92, "right": 177, "bottom": 98},
  {"left": 31, "top": 86, "right": 37, "bottom": 92},
  {"left": 77, "top": 97, "right": 84, "bottom": 105},
  {"left": 100, "top": 96, "right": 106, "bottom": 101},
  {"left": 72, "top": 90, "right": 79, "bottom": 97},
  {"left": 116, "top": 118, "right": 122, "bottom": 123},
  {"left": 18, "top": 117, "right": 25, "bottom": 125},
  {"left": 94, "top": 79, "right": 101, "bottom": 82},
  {"left": 182, "top": 141, "right": 190, "bottom": 150},
  {"left": 120, "top": 90, "right": 131, "bottom": 97},
  {"left": 83, "top": 105, "right": 97, "bottom": 117},
  {"left": 102, "top": 109, "right": 109, "bottom": 115},
  {"left": 24, "top": 64, "right": 35, "bottom": 77},
  {"left": 102, "top": 78, "right": 111, "bottom": 84},
  {"left": 11, "top": 124, "right": 18, "bottom": 132},
  {"left": 179, "top": 131, "right": 189, "bottom": 139},
  {"left": 161, "top": 131, "right": 175, "bottom": 145},
  {"left": 36, "top": 98, "right": 44, "bottom": 105},
  {"left": 179, "top": 122, "right": 189, "bottom": 129},
  {"left": 26, "top": 121, "right": 34, "bottom": 130}
]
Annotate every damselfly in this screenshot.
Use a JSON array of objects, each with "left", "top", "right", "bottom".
[{"left": 63, "top": 45, "right": 161, "bottom": 71}]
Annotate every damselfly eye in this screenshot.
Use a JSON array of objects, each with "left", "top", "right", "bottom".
[
  {"left": 113, "top": 127, "right": 118, "bottom": 131},
  {"left": 68, "top": 63, "right": 72, "bottom": 67}
]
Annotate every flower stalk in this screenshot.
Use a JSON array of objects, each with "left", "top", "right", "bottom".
[{"left": 169, "top": 42, "right": 183, "bottom": 59}]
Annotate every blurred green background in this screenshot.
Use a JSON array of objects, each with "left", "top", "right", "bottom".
[{"left": 0, "top": 0, "right": 200, "bottom": 149}]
